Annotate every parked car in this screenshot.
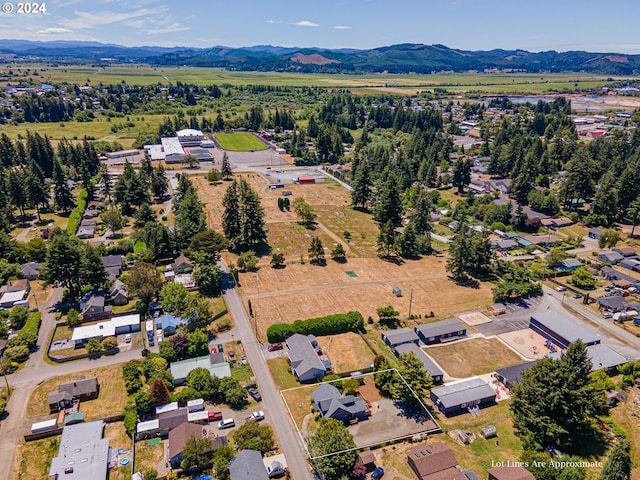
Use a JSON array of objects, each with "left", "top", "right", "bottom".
[
  {"left": 372, "top": 466, "right": 385, "bottom": 479},
  {"left": 218, "top": 418, "right": 235, "bottom": 429},
  {"left": 210, "top": 347, "right": 217, "bottom": 353},
  {"left": 247, "top": 387, "right": 262, "bottom": 402},
  {"left": 240, "top": 354, "right": 248, "bottom": 365},
  {"left": 267, "top": 342, "right": 283, "bottom": 351},
  {"left": 217, "top": 343, "right": 224, "bottom": 353},
  {"left": 125, "top": 334, "right": 131, "bottom": 343},
  {"left": 556, "top": 286, "right": 566, "bottom": 292},
  {"left": 208, "top": 411, "right": 223, "bottom": 421},
  {"left": 603, "top": 312, "right": 613, "bottom": 319},
  {"left": 573, "top": 293, "right": 583, "bottom": 299},
  {"left": 229, "top": 350, "right": 235, "bottom": 361},
  {"left": 245, "top": 411, "right": 265, "bottom": 422}
]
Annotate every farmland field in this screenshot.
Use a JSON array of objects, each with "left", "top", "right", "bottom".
[
  {"left": 214, "top": 132, "right": 268, "bottom": 151},
  {"left": 2, "top": 64, "right": 635, "bottom": 94}
]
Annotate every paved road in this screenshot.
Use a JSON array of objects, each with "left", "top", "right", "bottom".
[{"left": 218, "top": 261, "right": 313, "bottom": 480}]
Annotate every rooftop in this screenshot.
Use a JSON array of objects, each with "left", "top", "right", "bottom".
[
  {"left": 286, "top": 333, "right": 325, "bottom": 378},
  {"left": 229, "top": 449, "right": 269, "bottom": 480},
  {"left": 531, "top": 313, "right": 600, "bottom": 345},
  {"left": 394, "top": 343, "right": 444, "bottom": 379},
  {"left": 382, "top": 327, "right": 420, "bottom": 346},
  {"left": 431, "top": 377, "right": 495, "bottom": 409},
  {"left": 49, "top": 421, "right": 109, "bottom": 480},
  {"left": 415, "top": 318, "right": 466, "bottom": 339}
]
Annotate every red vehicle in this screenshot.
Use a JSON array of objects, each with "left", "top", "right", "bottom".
[
  {"left": 208, "top": 411, "right": 223, "bottom": 421},
  {"left": 210, "top": 347, "right": 217, "bottom": 353},
  {"left": 267, "top": 342, "right": 283, "bottom": 352}
]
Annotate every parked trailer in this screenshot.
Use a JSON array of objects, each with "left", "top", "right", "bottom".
[
  {"left": 269, "top": 183, "right": 285, "bottom": 189},
  {"left": 31, "top": 418, "right": 58, "bottom": 434}
]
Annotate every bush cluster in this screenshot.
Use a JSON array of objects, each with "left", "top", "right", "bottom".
[
  {"left": 66, "top": 188, "right": 88, "bottom": 235},
  {"left": 266, "top": 311, "right": 364, "bottom": 343}
]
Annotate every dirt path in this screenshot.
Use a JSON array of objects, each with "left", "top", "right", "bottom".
[{"left": 241, "top": 272, "right": 448, "bottom": 300}]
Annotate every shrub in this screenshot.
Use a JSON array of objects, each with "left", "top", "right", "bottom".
[
  {"left": 266, "top": 311, "right": 365, "bottom": 343},
  {"left": 102, "top": 337, "right": 118, "bottom": 350},
  {"left": 7, "top": 311, "right": 40, "bottom": 351},
  {"left": 66, "top": 188, "right": 88, "bottom": 235},
  {"left": 3, "top": 345, "right": 29, "bottom": 362}
]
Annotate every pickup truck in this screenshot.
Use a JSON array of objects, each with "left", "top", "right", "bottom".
[
  {"left": 245, "top": 411, "right": 265, "bottom": 422},
  {"left": 208, "top": 411, "right": 223, "bottom": 421}
]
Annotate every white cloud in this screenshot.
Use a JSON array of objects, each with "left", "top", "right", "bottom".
[
  {"left": 37, "top": 27, "right": 73, "bottom": 34},
  {"left": 294, "top": 20, "right": 319, "bottom": 27},
  {"left": 60, "top": 8, "right": 164, "bottom": 29},
  {"left": 334, "top": 25, "right": 352, "bottom": 30},
  {"left": 146, "top": 23, "right": 191, "bottom": 35}
]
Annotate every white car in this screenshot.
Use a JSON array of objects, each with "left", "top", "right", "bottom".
[
  {"left": 246, "top": 411, "right": 265, "bottom": 422},
  {"left": 555, "top": 286, "right": 566, "bottom": 292}
]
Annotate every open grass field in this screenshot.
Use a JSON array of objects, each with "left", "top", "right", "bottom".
[
  {"left": 240, "top": 256, "right": 493, "bottom": 336},
  {"left": 319, "top": 332, "right": 376, "bottom": 374},
  {"left": 27, "top": 363, "right": 127, "bottom": 420},
  {"left": 214, "top": 132, "right": 267, "bottom": 151},
  {"left": 426, "top": 337, "right": 524, "bottom": 378},
  {"left": 5, "top": 64, "right": 635, "bottom": 94},
  {"left": 12, "top": 436, "right": 60, "bottom": 480}
]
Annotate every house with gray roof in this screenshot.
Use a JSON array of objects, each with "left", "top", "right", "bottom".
[
  {"left": 229, "top": 449, "right": 269, "bottom": 480},
  {"left": 492, "top": 239, "right": 518, "bottom": 251},
  {"left": 49, "top": 421, "right": 109, "bottom": 480},
  {"left": 20, "top": 261, "right": 42, "bottom": 280},
  {"left": 381, "top": 327, "right": 420, "bottom": 351},
  {"left": 80, "top": 294, "right": 112, "bottom": 320},
  {"left": 415, "top": 319, "right": 467, "bottom": 345},
  {"left": 109, "top": 280, "right": 128, "bottom": 306},
  {"left": 587, "top": 227, "right": 603, "bottom": 239},
  {"left": 311, "top": 383, "right": 368, "bottom": 423},
  {"left": 548, "top": 344, "right": 627, "bottom": 373},
  {"left": 620, "top": 257, "right": 640, "bottom": 272},
  {"left": 286, "top": 333, "right": 326, "bottom": 382},
  {"left": 596, "top": 296, "right": 629, "bottom": 313},
  {"left": 48, "top": 376, "right": 99, "bottom": 412},
  {"left": 600, "top": 266, "right": 639, "bottom": 285},
  {"left": 494, "top": 362, "right": 535, "bottom": 388},
  {"left": 430, "top": 377, "right": 496, "bottom": 416},
  {"left": 598, "top": 250, "right": 624, "bottom": 265},
  {"left": 394, "top": 343, "right": 444, "bottom": 384},
  {"left": 556, "top": 258, "right": 582, "bottom": 272}
]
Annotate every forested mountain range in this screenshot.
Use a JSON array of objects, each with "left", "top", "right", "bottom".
[{"left": 2, "top": 40, "right": 640, "bottom": 75}]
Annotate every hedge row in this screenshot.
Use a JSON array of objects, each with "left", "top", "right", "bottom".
[
  {"left": 266, "top": 311, "right": 364, "bottom": 343},
  {"left": 3, "top": 311, "right": 41, "bottom": 362},
  {"left": 66, "top": 188, "right": 88, "bottom": 235}
]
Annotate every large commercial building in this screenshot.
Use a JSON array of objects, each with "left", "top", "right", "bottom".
[
  {"left": 161, "top": 137, "right": 186, "bottom": 163},
  {"left": 49, "top": 421, "right": 109, "bottom": 480},
  {"left": 529, "top": 313, "right": 600, "bottom": 349}
]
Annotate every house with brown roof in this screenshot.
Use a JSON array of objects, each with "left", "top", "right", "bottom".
[
  {"left": 487, "top": 465, "right": 536, "bottom": 480},
  {"left": 168, "top": 422, "right": 215, "bottom": 468},
  {"left": 406, "top": 442, "right": 466, "bottom": 480},
  {"left": 171, "top": 254, "right": 193, "bottom": 274}
]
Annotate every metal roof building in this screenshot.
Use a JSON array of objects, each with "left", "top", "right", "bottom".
[
  {"left": 430, "top": 377, "right": 496, "bottom": 417},
  {"left": 415, "top": 318, "right": 467, "bottom": 345},
  {"left": 381, "top": 327, "right": 420, "bottom": 349},
  {"left": 529, "top": 313, "right": 600, "bottom": 349},
  {"left": 395, "top": 343, "right": 444, "bottom": 384},
  {"left": 49, "top": 421, "right": 109, "bottom": 480}
]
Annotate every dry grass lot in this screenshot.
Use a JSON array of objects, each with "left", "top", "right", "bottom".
[
  {"left": 427, "top": 338, "right": 524, "bottom": 378},
  {"left": 319, "top": 332, "right": 376, "bottom": 374},
  {"left": 268, "top": 357, "right": 314, "bottom": 429},
  {"left": 266, "top": 222, "right": 337, "bottom": 259},
  {"left": 27, "top": 364, "right": 127, "bottom": 420},
  {"left": 609, "top": 387, "right": 640, "bottom": 480},
  {"left": 241, "top": 257, "right": 492, "bottom": 336},
  {"left": 134, "top": 438, "right": 165, "bottom": 475},
  {"left": 105, "top": 422, "right": 132, "bottom": 480},
  {"left": 12, "top": 436, "right": 60, "bottom": 480}
]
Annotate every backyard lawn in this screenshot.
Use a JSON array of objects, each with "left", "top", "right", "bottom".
[
  {"left": 214, "top": 132, "right": 267, "bottom": 151},
  {"left": 12, "top": 436, "right": 60, "bottom": 480},
  {"left": 426, "top": 338, "right": 524, "bottom": 378},
  {"left": 27, "top": 363, "right": 127, "bottom": 420},
  {"left": 319, "top": 332, "right": 376, "bottom": 374},
  {"left": 134, "top": 438, "right": 165, "bottom": 475}
]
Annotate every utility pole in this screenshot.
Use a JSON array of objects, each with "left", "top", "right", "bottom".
[
  {"left": 408, "top": 287, "right": 414, "bottom": 319},
  {"left": 1, "top": 371, "right": 10, "bottom": 398}
]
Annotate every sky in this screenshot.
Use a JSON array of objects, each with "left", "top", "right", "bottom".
[{"left": 2, "top": 0, "right": 640, "bottom": 53}]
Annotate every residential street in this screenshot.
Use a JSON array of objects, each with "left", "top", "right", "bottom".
[{"left": 218, "top": 260, "right": 314, "bottom": 480}]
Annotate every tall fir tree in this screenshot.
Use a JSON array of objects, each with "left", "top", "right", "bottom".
[
  {"left": 351, "top": 159, "right": 372, "bottom": 210},
  {"left": 52, "top": 159, "right": 75, "bottom": 213},
  {"left": 238, "top": 179, "right": 266, "bottom": 249},
  {"left": 221, "top": 152, "right": 232, "bottom": 180},
  {"left": 373, "top": 169, "right": 402, "bottom": 226},
  {"left": 222, "top": 180, "right": 241, "bottom": 243}
]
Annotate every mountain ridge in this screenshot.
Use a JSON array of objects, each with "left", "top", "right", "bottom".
[{"left": 1, "top": 40, "right": 639, "bottom": 75}]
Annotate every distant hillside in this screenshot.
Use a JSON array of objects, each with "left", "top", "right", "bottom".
[{"left": 1, "top": 40, "right": 640, "bottom": 75}]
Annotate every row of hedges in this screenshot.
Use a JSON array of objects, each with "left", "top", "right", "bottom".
[
  {"left": 266, "top": 311, "right": 364, "bottom": 343},
  {"left": 66, "top": 188, "right": 88, "bottom": 235},
  {"left": 3, "top": 310, "right": 41, "bottom": 363}
]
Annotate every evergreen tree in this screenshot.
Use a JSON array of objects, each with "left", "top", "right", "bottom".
[
  {"left": 26, "top": 162, "right": 49, "bottom": 221},
  {"left": 7, "top": 169, "right": 27, "bottom": 218},
  {"left": 452, "top": 158, "right": 471, "bottom": 194},
  {"left": 392, "top": 352, "right": 434, "bottom": 406},
  {"left": 351, "top": 160, "right": 372, "bottom": 210},
  {"left": 510, "top": 341, "right": 608, "bottom": 451},
  {"left": 135, "top": 202, "right": 156, "bottom": 228},
  {"left": 150, "top": 378, "right": 171, "bottom": 406},
  {"left": 150, "top": 164, "right": 168, "bottom": 202},
  {"left": 597, "top": 439, "right": 631, "bottom": 480},
  {"left": 373, "top": 169, "right": 402, "bottom": 226},
  {"left": 100, "top": 163, "right": 112, "bottom": 205},
  {"left": 308, "top": 236, "right": 325, "bottom": 265},
  {"left": 221, "top": 152, "right": 232, "bottom": 180},
  {"left": 446, "top": 222, "right": 472, "bottom": 280},
  {"left": 222, "top": 180, "right": 241, "bottom": 243},
  {"left": 411, "top": 186, "right": 433, "bottom": 236},
  {"left": 626, "top": 197, "right": 640, "bottom": 237},
  {"left": 398, "top": 222, "right": 419, "bottom": 257},
  {"left": 52, "top": 160, "right": 75, "bottom": 213},
  {"left": 238, "top": 179, "right": 266, "bottom": 249},
  {"left": 377, "top": 220, "right": 397, "bottom": 257},
  {"left": 592, "top": 172, "right": 618, "bottom": 226},
  {"left": 175, "top": 188, "right": 206, "bottom": 246}
]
